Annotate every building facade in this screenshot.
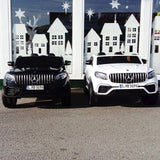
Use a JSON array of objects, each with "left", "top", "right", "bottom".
[{"left": 0, "top": 0, "right": 157, "bottom": 81}]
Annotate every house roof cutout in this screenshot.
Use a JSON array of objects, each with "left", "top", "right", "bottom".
[
  {"left": 85, "top": 28, "right": 101, "bottom": 41},
  {"left": 13, "top": 24, "right": 27, "bottom": 34},
  {"left": 47, "top": 18, "right": 68, "bottom": 34},
  {"left": 125, "top": 14, "right": 139, "bottom": 27}
]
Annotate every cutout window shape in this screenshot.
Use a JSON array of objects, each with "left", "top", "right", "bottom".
[{"left": 155, "top": 45, "right": 159, "bottom": 53}]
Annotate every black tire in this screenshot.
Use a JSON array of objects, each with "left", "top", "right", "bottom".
[
  {"left": 61, "top": 83, "right": 71, "bottom": 106},
  {"left": 83, "top": 76, "right": 88, "bottom": 94},
  {"left": 141, "top": 92, "right": 159, "bottom": 105},
  {"left": 89, "top": 84, "right": 98, "bottom": 106},
  {"left": 2, "top": 95, "right": 17, "bottom": 108}
]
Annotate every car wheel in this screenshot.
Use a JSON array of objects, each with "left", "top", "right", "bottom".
[
  {"left": 83, "top": 76, "right": 88, "bottom": 94},
  {"left": 141, "top": 92, "right": 159, "bottom": 105},
  {"left": 61, "top": 83, "right": 71, "bottom": 106},
  {"left": 89, "top": 84, "right": 97, "bottom": 106},
  {"left": 2, "top": 95, "right": 17, "bottom": 108}
]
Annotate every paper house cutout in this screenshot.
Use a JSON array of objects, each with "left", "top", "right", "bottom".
[
  {"left": 47, "top": 18, "right": 68, "bottom": 57},
  {"left": 32, "top": 34, "right": 48, "bottom": 55},
  {"left": 12, "top": 24, "right": 27, "bottom": 60},
  {"left": 100, "top": 16, "right": 122, "bottom": 54},
  {"left": 124, "top": 14, "right": 139, "bottom": 54},
  {"left": 85, "top": 28, "right": 101, "bottom": 60}
]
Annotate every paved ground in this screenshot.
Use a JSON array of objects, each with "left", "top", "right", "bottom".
[{"left": 1, "top": 89, "right": 160, "bottom": 160}]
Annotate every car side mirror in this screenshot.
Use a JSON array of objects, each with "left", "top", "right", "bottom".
[
  {"left": 64, "top": 60, "right": 71, "bottom": 65},
  {"left": 142, "top": 59, "right": 147, "bottom": 64},
  {"left": 8, "top": 61, "right": 14, "bottom": 67},
  {"left": 85, "top": 60, "right": 92, "bottom": 65}
]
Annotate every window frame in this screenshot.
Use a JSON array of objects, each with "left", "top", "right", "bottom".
[{"left": 0, "top": 0, "right": 154, "bottom": 79}]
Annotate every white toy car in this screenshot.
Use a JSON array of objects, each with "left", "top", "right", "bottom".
[{"left": 84, "top": 53, "right": 159, "bottom": 106}]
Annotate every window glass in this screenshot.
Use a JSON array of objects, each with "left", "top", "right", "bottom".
[
  {"left": 150, "top": 1, "right": 160, "bottom": 74},
  {"left": 11, "top": 0, "right": 72, "bottom": 73},
  {"left": 84, "top": 0, "right": 141, "bottom": 62}
]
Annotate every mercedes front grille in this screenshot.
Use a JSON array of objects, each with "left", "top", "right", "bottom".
[
  {"left": 109, "top": 73, "right": 147, "bottom": 83},
  {"left": 15, "top": 74, "right": 55, "bottom": 85}
]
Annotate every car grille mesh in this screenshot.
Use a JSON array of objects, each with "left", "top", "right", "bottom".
[
  {"left": 109, "top": 73, "right": 147, "bottom": 83},
  {"left": 15, "top": 74, "right": 55, "bottom": 85}
]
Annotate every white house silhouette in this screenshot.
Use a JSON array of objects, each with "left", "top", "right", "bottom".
[
  {"left": 32, "top": 34, "right": 48, "bottom": 56},
  {"left": 124, "top": 14, "right": 139, "bottom": 54},
  {"left": 100, "top": 15, "right": 122, "bottom": 54},
  {"left": 85, "top": 28, "right": 101, "bottom": 60},
  {"left": 47, "top": 18, "right": 68, "bottom": 57},
  {"left": 13, "top": 24, "right": 27, "bottom": 60}
]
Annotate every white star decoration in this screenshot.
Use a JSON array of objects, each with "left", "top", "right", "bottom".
[
  {"left": 87, "top": 8, "right": 94, "bottom": 21},
  {"left": 62, "top": 1, "right": 70, "bottom": 14},
  {"left": 109, "top": 0, "right": 121, "bottom": 9},
  {"left": 15, "top": 8, "right": 25, "bottom": 24}
]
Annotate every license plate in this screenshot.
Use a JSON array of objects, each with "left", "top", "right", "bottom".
[
  {"left": 119, "top": 84, "right": 138, "bottom": 89},
  {"left": 26, "top": 85, "right": 44, "bottom": 90}
]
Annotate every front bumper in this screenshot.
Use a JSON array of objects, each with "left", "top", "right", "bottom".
[
  {"left": 3, "top": 83, "right": 69, "bottom": 98},
  {"left": 92, "top": 77, "right": 158, "bottom": 96}
]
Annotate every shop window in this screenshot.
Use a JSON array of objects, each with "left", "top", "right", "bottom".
[
  {"left": 84, "top": 0, "right": 141, "bottom": 62},
  {"left": 11, "top": 0, "right": 72, "bottom": 73},
  {"left": 150, "top": 1, "right": 160, "bottom": 74}
]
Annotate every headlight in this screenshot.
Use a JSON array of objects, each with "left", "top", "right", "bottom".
[
  {"left": 95, "top": 72, "right": 107, "bottom": 80},
  {"left": 55, "top": 72, "right": 67, "bottom": 80},
  {"left": 148, "top": 70, "right": 155, "bottom": 79},
  {"left": 5, "top": 73, "right": 16, "bottom": 82}
]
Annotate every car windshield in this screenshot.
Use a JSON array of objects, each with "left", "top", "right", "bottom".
[
  {"left": 15, "top": 56, "right": 64, "bottom": 69},
  {"left": 97, "top": 56, "right": 141, "bottom": 65}
]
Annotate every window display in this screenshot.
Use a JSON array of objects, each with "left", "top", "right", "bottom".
[
  {"left": 84, "top": 0, "right": 141, "bottom": 62},
  {"left": 11, "top": 0, "right": 72, "bottom": 73}
]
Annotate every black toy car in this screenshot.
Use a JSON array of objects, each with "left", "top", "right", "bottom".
[{"left": 2, "top": 55, "right": 71, "bottom": 108}]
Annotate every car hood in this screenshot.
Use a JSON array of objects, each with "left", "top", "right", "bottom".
[{"left": 95, "top": 63, "right": 148, "bottom": 73}]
